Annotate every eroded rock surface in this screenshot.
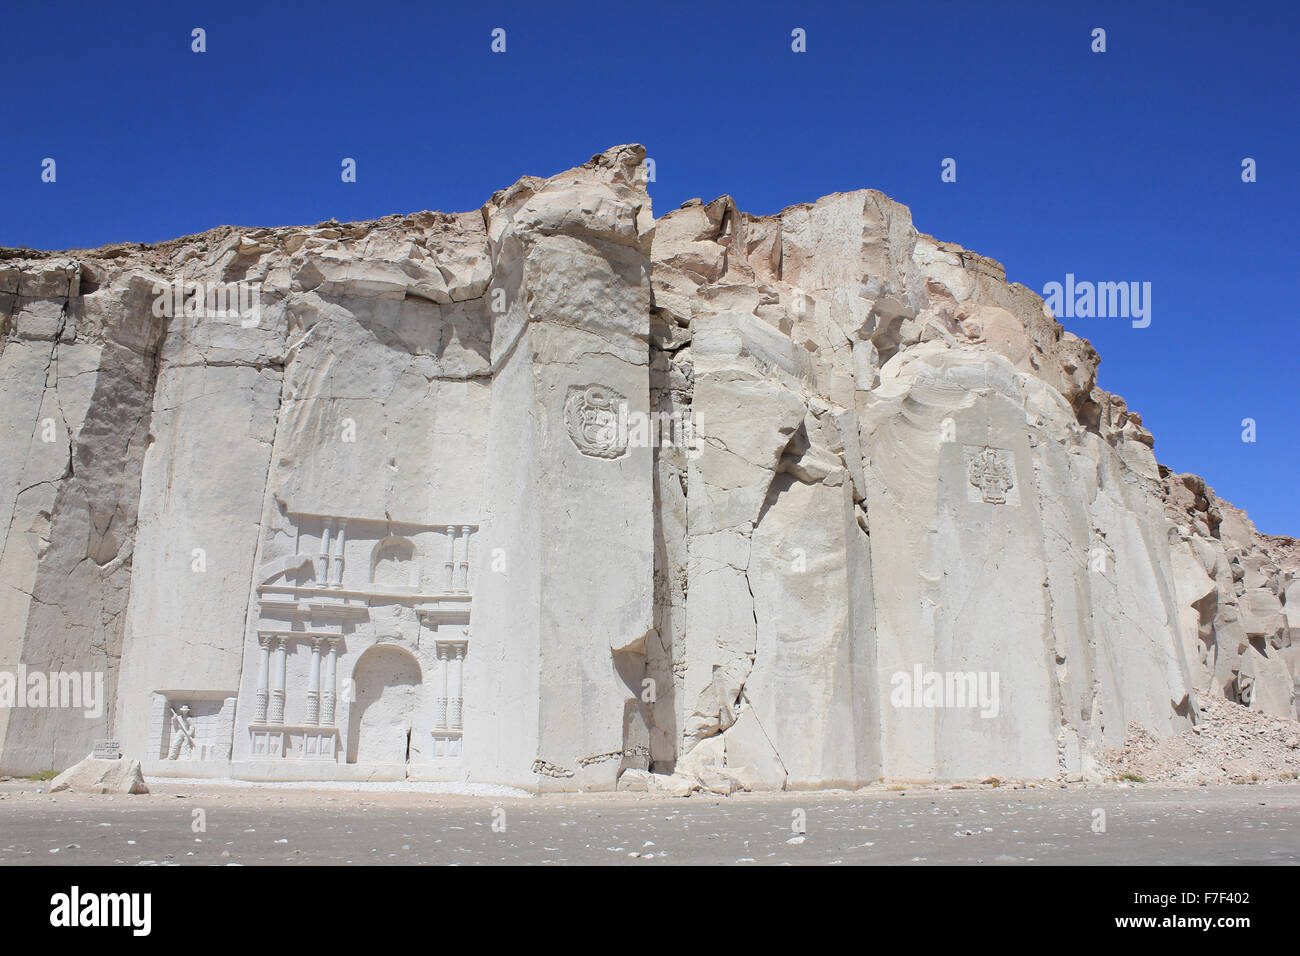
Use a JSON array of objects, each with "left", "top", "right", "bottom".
[
  {"left": 48, "top": 755, "right": 148, "bottom": 795},
  {"left": 1, "top": 145, "right": 1293, "bottom": 790}
]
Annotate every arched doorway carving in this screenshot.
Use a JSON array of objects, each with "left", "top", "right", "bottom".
[{"left": 346, "top": 644, "right": 421, "bottom": 765}]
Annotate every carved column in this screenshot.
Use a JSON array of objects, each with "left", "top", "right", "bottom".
[
  {"left": 269, "top": 637, "right": 287, "bottom": 724},
  {"left": 306, "top": 638, "right": 322, "bottom": 725},
  {"left": 456, "top": 526, "right": 471, "bottom": 593},
  {"left": 450, "top": 643, "right": 465, "bottom": 730},
  {"left": 254, "top": 634, "right": 271, "bottom": 723},
  {"left": 331, "top": 519, "right": 347, "bottom": 588},
  {"left": 444, "top": 526, "right": 457, "bottom": 592},
  {"left": 322, "top": 639, "right": 339, "bottom": 727},
  {"left": 319, "top": 521, "right": 332, "bottom": 586},
  {"left": 436, "top": 645, "right": 449, "bottom": 729}
]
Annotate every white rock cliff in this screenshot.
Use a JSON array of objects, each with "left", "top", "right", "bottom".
[{"left": 1, "top": 145, "right": 1295, "bottom": 790}]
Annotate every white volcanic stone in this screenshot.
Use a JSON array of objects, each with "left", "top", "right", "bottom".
[
  {"left": 1, "top": 145, "right": 1295, "bottom": 792},
  {"left": 49, "top": 755, "right": 148, "bottom": 794}
]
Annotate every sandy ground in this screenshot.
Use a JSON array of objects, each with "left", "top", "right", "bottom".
[{"left": 0, "top": 777, "right": 1296, "bottom": 865}]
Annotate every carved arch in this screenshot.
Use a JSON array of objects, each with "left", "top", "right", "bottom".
[{"left": 370, "top": 536, "right": 417, "bottom": 588}]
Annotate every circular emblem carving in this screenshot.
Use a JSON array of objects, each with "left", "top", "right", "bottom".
[
  {"left": 967, "top": 447, "right": 1014, "bottom": 504},
  {"left": 564, "top": 384, "right": 628, "bottom": 459}
]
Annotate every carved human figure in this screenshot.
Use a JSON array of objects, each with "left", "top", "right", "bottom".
[{"left": 167, "top": 705, "right": 196, "bottom": 760}]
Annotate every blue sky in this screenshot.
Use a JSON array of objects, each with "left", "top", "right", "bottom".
[{"left": 3, "top": 0, "right": 1296, "bottom": 531}]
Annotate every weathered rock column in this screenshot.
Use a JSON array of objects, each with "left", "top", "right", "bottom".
[{"left": 480, "top": 144, "right": 656, "bottom": 791}]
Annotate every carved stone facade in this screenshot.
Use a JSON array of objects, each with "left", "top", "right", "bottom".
[
  {"left": 142, "top": 513, "right": 477, "bottom": 780},
  {"left": 240, "top": 513, "right": 475, "bottom": 777}
]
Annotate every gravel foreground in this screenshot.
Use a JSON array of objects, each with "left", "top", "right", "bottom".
[{"left": 0, "top": 778, "right": 1295, "bottom": 865}]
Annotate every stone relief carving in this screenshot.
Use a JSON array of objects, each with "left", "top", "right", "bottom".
[
  {"left": 426, "top": 634, "right": 468, "bottom": 757},
  {"left": 168, "top": 705, "right": 196, "bottom": 759},
  {"left": 966, "top": 446, "right": 1018, "bottom": 505},
  {"left": 565, "top": 384, "right": 628, "bottom": 459},
  {"left": 148, "top": 693, "right": 236, "bottom": 763},
  {"left": 239, "top": 513, "right": 477, "bottom": 768}
]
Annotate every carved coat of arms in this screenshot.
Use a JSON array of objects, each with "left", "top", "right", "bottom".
[
  {"left": 564, "top": 384, "right": 628, "bottom": 459},
  {"left": 967, "top": 447, "right": 1015, "bottom": 504}
]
